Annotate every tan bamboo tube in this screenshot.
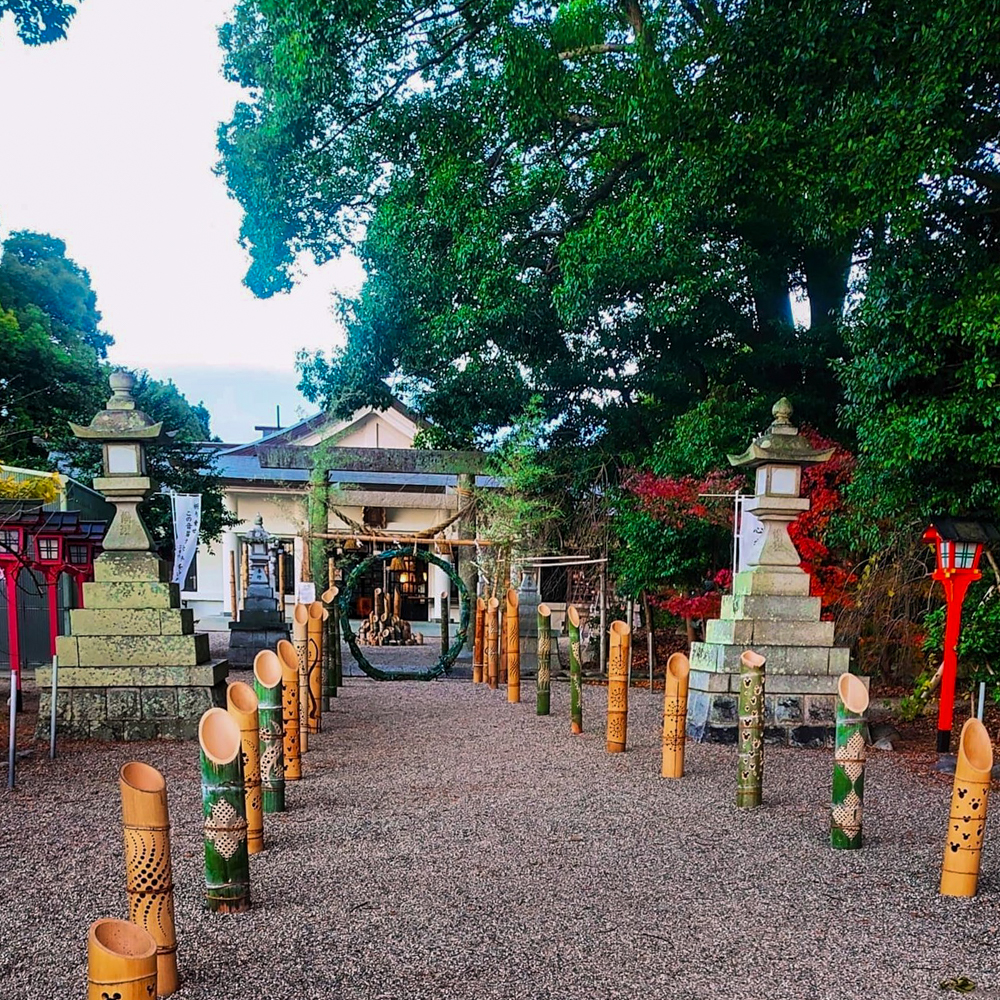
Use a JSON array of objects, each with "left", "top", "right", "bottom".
[
  {"left": 228, "top": 550, "right": 238, "bottom": 620},
  {"left": 277, "top": 550, "right": 286, "bottom": 615},
  {"left": 119, "top": 762, "right": 178, "bottom": 996},
  {"left": 276, "top": 639, "right": 301, "bottom": 780},
  {"left": 473, "top": 597, "right": 486, "bottom": 684},
  {"left": 293, "top": 604, "right": 309, "bottom": 753},
  {"left": 661, "top": 652, "right": 691, "bottom": 778},
  {"left": 941, "top": 717, "right": 994, "bottom": 897},
  {"left": 606, "top": 620, "right": 631, "bottom": 752},
  {"left": 306, "top": 600, "right": 324, "bottom": 734},
  {"left": 240, "top": 546, "right": 249, "bottom": 606},
  {"left": 486, "top": 597, "right": 500, "bottom": 690},
  {"left": 87, "top": 918, "right": 158, "bottom": 1000},
  {"left": 505, "top": 587, "right": 520, "bottom": 703},
  {"left": 328, "top": 556, "right": 335, "bottom": 590},
  {"left": 226, "top": 682, "right": 264, "bottom": 855}
]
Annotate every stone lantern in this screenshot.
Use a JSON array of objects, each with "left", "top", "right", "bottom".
[
  {"left": 69, "top": 370, "right": 166, "bottom": 552},
  {"left": 726, "top": 397, "right": 834, "bottom": 594},
  {"left": 687, "top": 398, "right": 860, "bottom": 747}
]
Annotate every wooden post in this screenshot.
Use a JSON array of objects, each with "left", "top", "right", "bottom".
[
  {"left": 277, "top": 550, "right": 286, "bottom": 615},
  {"left": 240, "top": 545, "right": 249, "bottom": 608},
  {"left": 642, "top": 590, "right": 655, "bottom": 688},
  {"left": 229, "top": 550, "right": 238, "bottom": 620}
]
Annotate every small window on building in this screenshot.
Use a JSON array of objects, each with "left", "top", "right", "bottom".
[
  {"left": 0, "top": 529, "right": 20, "bottom": 553},
  {"left": 183, "top": 552, "right": 198, "bottom": 592},
  {"left": 36, "top": 538, "right": 60, "bottom": 561},
  {"left": 68, "top": 544, "right": 89, "bottom": 565}
]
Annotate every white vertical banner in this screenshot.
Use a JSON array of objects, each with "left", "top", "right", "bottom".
[
  {"left": 170, "top": 493, "right": 202, "bottom": 587},
  {"left": 737, "top": 496, "right": 766, "bottom": 573}
]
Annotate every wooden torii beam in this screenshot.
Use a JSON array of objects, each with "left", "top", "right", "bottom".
[{"left": 256, "top": 445, "right": 486, "bottom": 476}]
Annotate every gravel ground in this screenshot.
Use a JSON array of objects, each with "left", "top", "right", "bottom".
[{"left": 2, "top": 677, "right": 999, "bottom": 999}]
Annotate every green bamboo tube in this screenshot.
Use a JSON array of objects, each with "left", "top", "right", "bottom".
[
  {"left": 506, "top": 587, "right": 520, "bottom": 703},
  {"left": 276, "top": 639, "right": 301, "bottom": 781},
  {"left": 473, "top": 597, "right": 486, "bottom": 684},
  {"left": 253, "top": 650, "right": 285, "bottom": 813},
  {"left": 333, "top": 598, "right": 343, "bottom": 689},
  {"left": 737, "top": 650, "right": 766, "bottom": 809},
  {"left": 322, "top": 586, "right": 339, "bottom": 705},
  {"left": 606, "top": 620, "right": 630, "bottom": 752},
  {"left": 831, "top": 672, "right": 869, "bottom": 849},
  {"left": 568, "top": 604, "right": 583, "bottom": 734},
  {"left": 306, "top": 600, "right": 324, "bottom": 733},
  {"left": 119, "top": 762, "right": 178, "bottom": 996},
  {"left": 486, "top": 597, "right": 500, "bottom": 690},
  {"left": 661, "top": 652, "right": 691, "bottom": 779},
  {"left": 941, "top": 717, "right": 993, "bottom": 897},
  {"left": 537, "top": 604, "right": 551, "bottom": 715},
  {"left": 226, "top": 681, "right": 263, "bottom": 855},
  {"left": 87, "top": 918, "right": 158, "bottom": 1000},
  {"left": 293, "top": 603, "right": 310, "bottom": 753},
  {"left": 198, "top": 708, "right": 251, "bottom": 913}
]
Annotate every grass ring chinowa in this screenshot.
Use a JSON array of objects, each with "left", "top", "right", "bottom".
[{"left": 338, "top": 547, "right": 470, "bottom": 680}]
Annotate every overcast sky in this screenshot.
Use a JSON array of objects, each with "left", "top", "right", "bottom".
[{"left": 0, "top": 0, "right": 364, "bottom": 441}]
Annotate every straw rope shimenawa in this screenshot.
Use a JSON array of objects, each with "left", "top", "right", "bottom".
[
  {"left": 606, "top": 620, "right": 631, "bottom": 752},
  {"left": 253, "top": 650, "right": 285, "bottom": 813},
  {"left": 941, "top": 717, "right": 994, "bottom": 897},
  {"left": 198, "top": 708, "right": 251, "bottom": 914},
  {"left": 226, "top": 682, "right": 264, "bottom": 855},
  {"left": 293, "top": 605, "right": 310, "bottom": 753},
  {"left": 119, "top": 761, "right": 178, "bottom": 995},
  {"left": 473, "top": 598, "right": 486, "bottom": 685},
  {"left": 831, "top": 672, "right": 870, "bottom": 849},
  {"left": 506, "top": 587, "right": 521, "bottom": 704},
  {"left": 87, "top": 917, "right": 158, "bottom": 1000},
  {"left": 276, "top": 639, "right": 302, "bottom": 781},
  {"left": 661, "top": 652, "right": 691, "bottom": 779},
  {"left": 306, "top": 600, "right": 324, "bottom": 734},
  {"left": 567, "top": 605, "right": 584, "bottom": 734},
  {"left": 737, "top": 650, "right": 766, "bottom": 809},
  {"left": 486, "top": 597, "right": 500, "bottom": 691},
  {"left": 536, "top": 604, "right": 552, "bottom": 716}
]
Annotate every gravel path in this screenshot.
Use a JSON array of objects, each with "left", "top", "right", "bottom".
[{"left": 1, "top": 678, "right": 998, "bottom": 999}]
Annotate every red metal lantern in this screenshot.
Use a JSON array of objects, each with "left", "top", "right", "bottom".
[{"left": 922, "top": 518, "right": 999, "bottom": 754}]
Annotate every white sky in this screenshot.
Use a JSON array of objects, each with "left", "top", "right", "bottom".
[{"left": 0, "top": 0, "right": 364, "bottom": 441}]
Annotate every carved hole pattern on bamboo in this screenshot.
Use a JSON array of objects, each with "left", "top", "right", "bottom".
[
  {"left": 204, "top": 799, "right": 247, "bottom": 860},
  {"left": 260, "top": 741, "right": 283, "bottom": 782},
  {"left": 124, "top": 828, "right": 173, "bottom": 942}
]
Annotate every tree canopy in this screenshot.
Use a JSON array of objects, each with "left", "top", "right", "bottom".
[{"left": 0, "top": 0, "right": 79, "bottom": 44}]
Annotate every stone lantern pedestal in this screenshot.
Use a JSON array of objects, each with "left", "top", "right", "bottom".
[
  {"left": 35, "top": 372, "right": 227, "bottom": 740},
  {"left": 687, "top": 399, "right": 864, "bottom": 747}
]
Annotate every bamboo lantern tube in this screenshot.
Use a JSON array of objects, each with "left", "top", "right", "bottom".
[
  {"left": 253, "top": 650, "right": 285, "bottom": 813},
  {"left": 292, "top": 604, "right": 309, "bottom": 753},
  {"left": 87, "top": 918, "right": 158, "bottom": 1000},
  {"left": 198, "top": 708, "right": 251, "bottom": 913},
  {"left": 229, "top": 550, "right": 238, "bottom": 621},
  {"left": 322, "top": 586, "right": 339, "bottom": 704},
  {"left": 536, "top": 604, "right": 552, "bottom": 716},
  {"left": 306, "top": 600, "right": 324, "bottom": 733},
  {"left": 506, "top": 587, "right": 521, "bottom": 703},
  {"left": 486, "top": 597, "right": 500, "bottom": 690},
  {"left": 606, "top": 620, "right": 631, "bottom": 752},
  {"left": 226, "top": 682, "right": 264, "bottom": 855},
  {"left": 661, "top": 652, "right": 691, "bottom": 779},
  {"left": 276, "top": 640, "right": 301, "bottom": 781},
  {"left": 737, "top": 650, "right": 766, "bottom": 809},
  {"left": 472, "top": 597, "right": 486, "bottom": 684},
  {"left": 277, "top": 550, "right": 286, "bottom": 615},
  {"left": 567, "top": 604, "right": 583, "bottom": 734},
  {"left": 831, "top": 672, "right": 869, "bottom": 849},
  {"left": 119, "top": 762, "right": 177, "bottom": 996},
  {"left": 941, "top": 717, "right": 994, "bottom": 897}
]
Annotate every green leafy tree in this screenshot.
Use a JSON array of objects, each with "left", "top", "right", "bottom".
[{"left": 0, "top": 0, "right": 79, "bottom": 44}]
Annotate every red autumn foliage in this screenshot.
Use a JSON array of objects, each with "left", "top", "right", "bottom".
[{"left": 624, "top": 469, "right": 745, "bottom": 529}]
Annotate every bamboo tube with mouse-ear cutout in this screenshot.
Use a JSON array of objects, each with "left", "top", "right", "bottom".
[
  {"left": 293, "top": 604, "right": 310, "bottom": 753},
  {"left": 253, "top": 650, "right": 285, "bottom": 813},
  {"left": 606, "top": 620, "right": 631, "bottom": 752},
  {"left": 226, "top": 681, "right": 264, "bottom": 855},
  {"left": 737, "top": 650, "right": 766, "bottom": 809},
  {"left": 661, "top": 652, "right": 690, "bottom": 779},
  {"left": 198, "top": 708, "right": 250, "bottom": 913},
  {"left": 941, "top": 717, "right": 993, "bottom": 897},
  {"left": 306, "top": 600, "right": 324, "bottom": 733},
  {"left": 567, "top": 604, "right": 583, "bottom": 734},
  {"left": 119, "top": 762, "right": 177, "bottom": 995},
  {"left": 276, "top": 639, "right": 301, "bottom": 780},
  {"left": 87, "top": 918, "right": 158, "bottom": 1000},
  {"left": 831, "top": 672, "right": 869, "bottom": 849},
  {"left": 506, "top": 587, "right": 520, "bottom": 703}
]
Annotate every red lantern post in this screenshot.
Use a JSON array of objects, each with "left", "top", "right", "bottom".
[{"left": 923, "top": 519, "right": 998, "bottom": 755}]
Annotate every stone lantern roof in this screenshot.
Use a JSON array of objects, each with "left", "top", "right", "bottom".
[
  {"left": 69, "top": 371, "right": 166, "bottom": 442},
  {"left": 727, "top": 398, "right": 835, "bottom": 470}
]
